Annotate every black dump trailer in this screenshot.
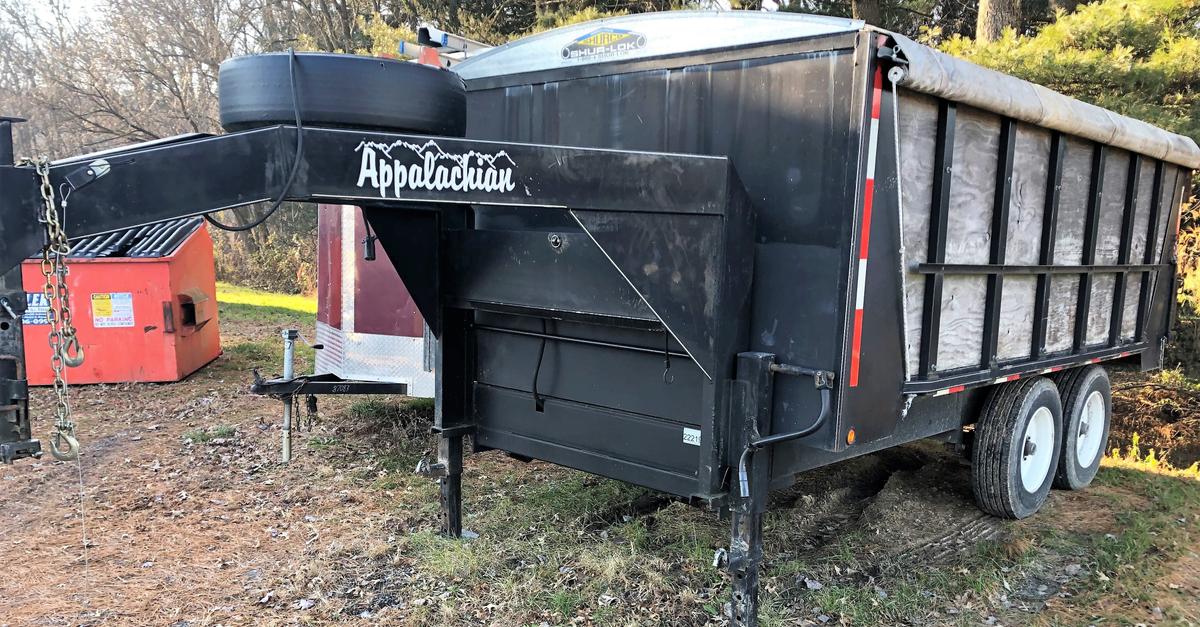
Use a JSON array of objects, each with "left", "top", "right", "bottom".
[{"left": 0, "top": 11, "right": 1197, "bottom": 625}]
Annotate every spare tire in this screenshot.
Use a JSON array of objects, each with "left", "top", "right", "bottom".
[{"left": 218, "top": 52, "right": 466, "bottom": 136}]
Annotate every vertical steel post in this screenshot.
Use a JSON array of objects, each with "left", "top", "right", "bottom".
[
  {"left": 1032, "top": 132, "right": 1065, "bottom": 357},
  {"left": 981, "top": 117, "right": 1016, "bottom": 368},
  {"left": 439, "top": 434, "right": 463, "bottom": 538},
  {"left": 1136, "top": 161, "right": 1165, "bottom": 341},
  {"left": 918, "top": 101, "right": 956, "bottom": 378},
  {"left": 1074, "top": 144, "right": 1106, "bottom": 352},
  {"left": 729, "top": 352, "right": 774, "bottom": 627},
  {"left": 281, "top": 328, "right": 298, "bottom": 463},
  {"left": 1110, "top": 154, "right": 1141, "bottom": 346},
  {"left": 0, "top": 117, "right": 36, "bottom": 463}
]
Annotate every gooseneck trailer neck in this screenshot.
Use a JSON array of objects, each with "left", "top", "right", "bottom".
[{"left": 1, "top": 11, "right": 1197, "bottom": 626}]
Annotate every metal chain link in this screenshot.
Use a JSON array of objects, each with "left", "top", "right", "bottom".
[{"left": 23, "top": 157, "right": 83, "bottom": 461}]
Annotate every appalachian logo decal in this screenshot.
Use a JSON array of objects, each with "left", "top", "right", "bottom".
[{"left": 560, "top": 27, "right": 647, "bottom": 61}]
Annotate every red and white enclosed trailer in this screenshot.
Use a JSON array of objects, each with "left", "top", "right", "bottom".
[{"left": 315, "top": 204, "right": 434, "bottom": 397}]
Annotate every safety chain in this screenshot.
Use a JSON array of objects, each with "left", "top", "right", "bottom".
[{"left": 24, "top": 157, "right": 83, "bottom": 461}]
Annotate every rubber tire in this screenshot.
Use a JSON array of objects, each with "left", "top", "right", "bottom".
[
  {"left": 971, "top": 377, "right": 1063, "bottom": 519},
  {"left": 1051, "top": 365, "right": 1111, "bottom": 490},
  {"left": 218, "top": 52, "right": 466, "bottom": 136}
]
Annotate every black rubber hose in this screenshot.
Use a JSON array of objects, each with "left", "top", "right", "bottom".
[{"left": 205, "top": 47, "right": 303, "bottom": 232}]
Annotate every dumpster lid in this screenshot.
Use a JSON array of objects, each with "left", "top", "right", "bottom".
[{"left": 40, "top": 217, "right": 205, "bottom": 259}]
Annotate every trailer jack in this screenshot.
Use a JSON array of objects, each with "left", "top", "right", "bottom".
[{"left": 728, "top": 352, "right": 835, "bottom": 627}]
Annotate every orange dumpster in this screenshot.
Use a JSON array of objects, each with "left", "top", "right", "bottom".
[{"left": 20, "top": 218, "right": 221, "bottom": 384}]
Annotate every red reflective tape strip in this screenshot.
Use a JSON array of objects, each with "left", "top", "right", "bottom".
[
  {"left": 859, "top": 179, "right": 875, "bottom": 259},
  {"left": 934, "top": 385, "right": 967, "bottom": 397},
  {"left": 870, "top": 69, "right": 883, "bottom": 119},
  {"left": 849, "top": 309, "right": 864, "bottom": 387},
  {"left": 1089, "top": 357, "right": 1102, "bottom": 364},
  {"left": 848, "top": 67, "right": 885, "bottom": 390}
]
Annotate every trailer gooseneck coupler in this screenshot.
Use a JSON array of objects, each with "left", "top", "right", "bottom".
[{"left": 2, "top": 11, "right": 1198, "bottom": 625}]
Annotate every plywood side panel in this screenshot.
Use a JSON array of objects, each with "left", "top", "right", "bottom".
[
  {"left": 1155, "top": 166, "right": 1181, "bottom": 264},
  {"left": 997, "top": 124, "right": 1051, "bottom": 362},
  {"left": 899, "top": 91, "right": 940, "bottom": 377},
  {"left": 1046, "top": 275, "right": 1078, "bottom": 353},
  {"left": 1086, "top": 273, "right": 1116, "bottom": 346},
  {"left": 1122, "top": 273, "right": 1142, "bottom": 340},
  {"left": 1054, "top": 138, "right": 1095, "bottom": 265},
  {"left": 1129, "top": 157, "right": 1157, "bottom": 263},
  {"left": 1044, "top": 138, "right": 1093, "bottom": 353},
  {"left": 1148, "top": 165, "right": 1182, "bottom": 314},
  {"left": 1006, "top": 125, "right": 1051, "bottom": 264},
  {"left": 937, "top": 275, "right": 987, "bottom": 370},
  {"left": 998, "top": 276, "right": 1037, "bottom": 361},
  {"left": 944, "top": 106, "right": 999, "bottom": 264},
  {"left": 1095, "top": 150, "right": 1129, "bottom": 265},
  {"left": 934, "top": 105, "right": 1000, "bottom": 371}
]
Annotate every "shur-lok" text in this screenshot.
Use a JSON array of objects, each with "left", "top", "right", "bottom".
[{"left": 355, "top": 139, "right": 516, "bottom": 197}]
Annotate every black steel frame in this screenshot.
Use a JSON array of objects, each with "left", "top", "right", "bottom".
[
  {"left": 980, "top": 117, "right": 1016, "bottom": 368},
  {"left": 917, "top": 100, "right": 957, "bottom": 378}
]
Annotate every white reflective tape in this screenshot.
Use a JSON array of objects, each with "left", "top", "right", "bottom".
[
  {"left": 855, "top": 259, "right": 868, "bottom": 309},
  {"left": 865, "top": 118, "right": 880, "bottom": 180}
]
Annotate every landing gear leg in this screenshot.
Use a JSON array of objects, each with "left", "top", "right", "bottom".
[
  {"left": 727, "top": 352, "right": 775, "bottom": 627},
  {"left": 729, "top": 509, "right": 763, "bottom": 627},
  {"left": 438, "top": 434, "right": 463, "bottom": 538}
]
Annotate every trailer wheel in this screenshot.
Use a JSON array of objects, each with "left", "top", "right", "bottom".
[
  {"left": 1051, "top": 365, "right": 1111, "bottom": 490},
  {"left": 971, "top": 377, "right": 1063, "bottom": 519},
  {"left": 218, "top": 52, "right": 466, "bottom": 135}
]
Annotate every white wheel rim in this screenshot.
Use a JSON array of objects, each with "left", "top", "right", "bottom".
[
  {"left": 1020, "top": 406, "right": 1056, "bottom": 493},
  {"left": 1076, "top": 390, "right": 1106, "bottom": 468}
]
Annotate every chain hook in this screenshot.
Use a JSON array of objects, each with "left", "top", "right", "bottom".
[
  {"left": 49, "top": 424, "right": 80, "bottom": 461},
  {"left": 62, "top": 334, "right": 85, "bottom": 368}
]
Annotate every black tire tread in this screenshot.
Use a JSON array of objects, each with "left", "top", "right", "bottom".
[
  {"left": 218, "top": 52, "right": 466, "bottom": 135},
  {"left": 1052, "top": 365, "right": 1110, "bottom": 490},
  {"left": 972, "top": 377, "right": 1061, "bottom": 519}
]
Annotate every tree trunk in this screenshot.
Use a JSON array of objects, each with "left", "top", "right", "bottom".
[
  {"left": 1050, "top": 0, "right": 1081, "bottom": 14},
  {"left": 976, "top": 0, "right": 1022, "bottom": 42},
  {"left": 851, "top": 0, "right": 882, "bottom": 25}
]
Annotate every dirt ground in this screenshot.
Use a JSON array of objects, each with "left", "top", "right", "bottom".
[{"left": 3, "top": 309, "right": 1200, "bottom": 626}]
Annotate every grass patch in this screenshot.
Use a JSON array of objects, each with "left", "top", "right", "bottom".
[
  {"left": 306, "top": 436, "right": 343, "bottom": 451},
  {"left": 224, "top": 341, "right": 274, "bottom": 364},
  {"left": 542, "top": 590, "right": 584, "bottom": 619},
  {"left": 348, "top": 397, "right": 433, "bottom": 422},
  {"left": 183, "top": 425, "right": 236, "bottom": 443},
  {"left": 216, "top": 282, "right": 316, "bottom": 314},
  {"left": 216, "top": 282, "right": 316, "bottom": 332}
]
